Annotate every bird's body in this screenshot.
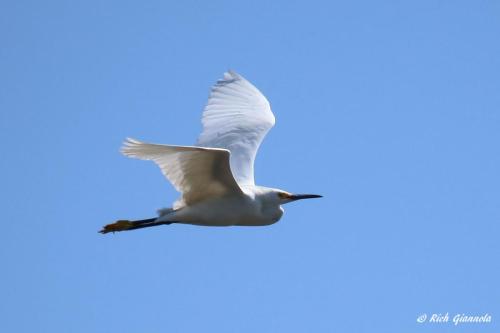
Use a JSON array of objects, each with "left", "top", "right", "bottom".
[
  {"left": 101, "top": 71, "right": 320, "bottom": 234},
  {"left": 157, "top": 186, "right": 284, "bottom": 227}
]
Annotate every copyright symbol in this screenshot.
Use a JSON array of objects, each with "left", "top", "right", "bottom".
[{"left": 417, "top": 314, "right": 427, "bottom": 323}]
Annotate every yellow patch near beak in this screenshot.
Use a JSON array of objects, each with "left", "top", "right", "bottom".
[{"left": 278, "top": 192, "right": 292, "bottom": 199}]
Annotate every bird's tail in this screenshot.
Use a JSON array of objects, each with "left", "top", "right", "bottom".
[{"left": 99, "top": 217, "right": 170, "bottom": 234}]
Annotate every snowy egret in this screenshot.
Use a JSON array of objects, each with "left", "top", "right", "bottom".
[{"left": 100, "top": 71, "right": 321, "bottom": 234}]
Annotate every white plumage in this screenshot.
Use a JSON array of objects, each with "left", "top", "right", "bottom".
[
  {"left": 121, "top": 139, "right": 242, "bottom": 209},
  {"left": 197, "top": 71, "right": 275, "bottom": 185},
  {"left": 101, "top": 71, "right": 321, "bottom": 233}
]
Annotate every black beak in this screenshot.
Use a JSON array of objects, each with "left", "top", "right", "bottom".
[{"left": 289, "top": 194, "right": 323, "bottom": 201}]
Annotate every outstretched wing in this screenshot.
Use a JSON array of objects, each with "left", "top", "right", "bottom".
[
  {"left": 121, "top": 138, "right": 243, "bottom": 209},
  {"left": 197, "top": 71, "right": 275, "bottom": 186}
]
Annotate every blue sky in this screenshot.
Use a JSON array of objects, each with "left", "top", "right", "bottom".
[{"left": 1, "top": 0, "right": 499, "bottom": 332}]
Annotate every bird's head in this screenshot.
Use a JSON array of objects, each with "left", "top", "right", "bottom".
[{"left": 276, "top": 190, "right": 322, "bottom": 205}]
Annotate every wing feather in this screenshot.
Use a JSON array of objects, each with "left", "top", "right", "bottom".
[
  {"left": 121, "top": 138, "right": 243, "bottom": 209},
  {"left": 197, "top": 71, "right": 275, "bottom": 185}
]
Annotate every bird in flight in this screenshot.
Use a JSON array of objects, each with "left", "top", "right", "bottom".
[{"left": 100, "top": 71, "right": 321, "bottom": 234}]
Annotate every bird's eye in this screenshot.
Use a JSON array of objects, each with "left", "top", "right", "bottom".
[{"left": 278, "top": 192, "right": 292, "bottom": 199}]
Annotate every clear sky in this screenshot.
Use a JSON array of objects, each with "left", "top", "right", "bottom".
[{"left": 1, "top": 1, "right": 499, "bottom": 332}]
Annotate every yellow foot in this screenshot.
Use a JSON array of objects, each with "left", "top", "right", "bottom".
[{"left": 99, "top": 220, "right": 134, "bottom": 234}]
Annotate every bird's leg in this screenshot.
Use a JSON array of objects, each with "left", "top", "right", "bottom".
[{"left": 99, "top": 218, "right": 174, "bottom": 234}]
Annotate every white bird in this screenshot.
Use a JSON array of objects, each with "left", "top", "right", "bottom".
[{"left": 100, "top": 71, "right": 321, "bottom": 234}]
